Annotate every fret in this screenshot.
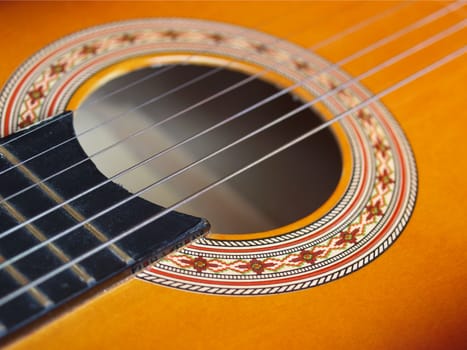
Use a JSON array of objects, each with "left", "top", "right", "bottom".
[
  {"left": 0, "top": 195, "right": 94, "bottom": 285},
  {"left": 0, "top": 263, "right": 88, "bottom": 334},
  {"left": 0, "top": 145, "right": 133, "bottom": 264},
  {"left": 0, "top": 254, "right": 52, "bottom": 308}
]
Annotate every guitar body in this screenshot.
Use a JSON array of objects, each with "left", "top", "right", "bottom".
[{"left": 1, "top": 1, "right": 466, "bottom": 349}]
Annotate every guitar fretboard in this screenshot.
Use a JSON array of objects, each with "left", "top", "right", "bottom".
[{"left": 0, "top": 112, "right": 208, "bottom": 337}]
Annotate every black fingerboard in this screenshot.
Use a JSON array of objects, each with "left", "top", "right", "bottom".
[{"left": 0, "top": 111, "right": 209, "bottom": 338}]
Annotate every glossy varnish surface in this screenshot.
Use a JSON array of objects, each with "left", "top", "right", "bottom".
[{"left": 0, "top": 1, "right": 466, "bottom": 349}]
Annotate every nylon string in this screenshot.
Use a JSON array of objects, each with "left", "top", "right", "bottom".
[
  {"left": 0, "top": 2, "right": 464, "bottom": 306},
  {"left": 0, "top": 46, "right": 464, "bottom": 307},
  {"left": 0, "top": 1, "right": 460, "bottom": 176},
  {"left": 0, "top": 19, "right": 463, "bottom": 248},
  {"left": 0, "top": 1, "right": 461, "bottom": 205},
  {"left": 0, "top": 2, "right": 402, "bottom": 148}
]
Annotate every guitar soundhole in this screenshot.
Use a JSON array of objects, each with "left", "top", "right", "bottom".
[{"left": 74, "top": 65, "right": 342, "bottom": 234}]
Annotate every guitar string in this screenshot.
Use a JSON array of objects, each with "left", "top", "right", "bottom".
[
  {"left": 308, "top": 2, "right": 411, "bottom": 51},
  {"left": 0, "top": 46, "right": 463, "bottom": 308},
  {"left": 0, "top": 17, "right": 463, "bottom": 268},
  {"left": 0, "top": 16, "right": 465, "bottom": 247},
  {"left": 0, "top": 18, "right": 462, "bottom": 251},
  {"left": 0, "top": 1, "right": 457, "bottom": 176},
  {"left": 0, "top": 15, "right": 462, "bottom": 296},
  {"left": 0, "top": 20, "right": 463, "bottom": 275},
  {"left": 0, "top": 1, "right": 415, "bottom": 172},
  {"left": 0, "top": 3, "right": 309, "bottom": 148},
  {"left": 85, "top": 1, "right": 411, "bottom": 106},
  {"left": 0, "top": 2, "right": 464, "bottom": 292},
  {"left": 0, "top": 2, "right": 460, "bottom": 206},
  {"left": 82, "top": 1, "right": 410, "bottom": 106},
  {"left": 0, "top": 1, "right": 408, "bottom": 148},
  {"left": 0, "top": 4, "right": 458, "bottom": 216},
  {"left": 0, "top": 23, "right": 462, "bottom": 278}
]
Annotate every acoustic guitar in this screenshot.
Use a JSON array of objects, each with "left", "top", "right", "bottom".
[{"left": 0, "top": 1, "right": 465, "bottom": 349}]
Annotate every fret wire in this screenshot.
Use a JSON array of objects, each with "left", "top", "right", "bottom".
[
  {"left": 0, "top": 0, "right": 438, "bottom": 177},
  {"left": 0, "top": 19, "right": 462, "bottom": 270},
  {"left": 0, "top": 254, "right": 52, "bottom": 308},
  {"left": 0, "top": 194, "right": 95, "bottom": 284},
  {"left": 0, "top": 46, "right": 463, "bottom": 308},
  {"left": 0, "top": 146, "right": 133, "bottom": 264},
  {"left": 0, "top": 2, "right": 460, "bottom": 215}
]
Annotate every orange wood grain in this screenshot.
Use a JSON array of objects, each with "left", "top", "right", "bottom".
[{"left": 1, "top": 1, "right": 466, "bottom": 349}]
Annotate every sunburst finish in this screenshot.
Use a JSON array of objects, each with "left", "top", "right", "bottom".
[{"left": 0, "top": 1, "right": 465, "bottom": 349}]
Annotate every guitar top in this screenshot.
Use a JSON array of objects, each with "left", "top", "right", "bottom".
[{"left": 0, "top": 1, "right": 466, "bottom": 349}]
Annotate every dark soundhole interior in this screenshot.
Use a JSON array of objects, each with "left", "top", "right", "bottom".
[{"left": 74, "top": 64, "right": 343, "bottom": 234}]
